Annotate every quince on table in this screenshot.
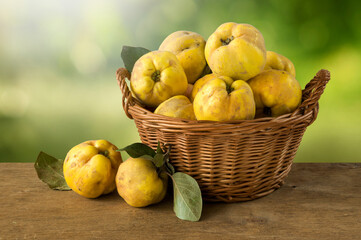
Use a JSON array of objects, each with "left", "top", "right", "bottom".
[{"left": 63, "top": 140, "right": 122, "bottom": 198}]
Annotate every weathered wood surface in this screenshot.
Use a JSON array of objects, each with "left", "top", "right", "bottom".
[{"left": 0, "top": 163, "right": 360, "bottom": 240}]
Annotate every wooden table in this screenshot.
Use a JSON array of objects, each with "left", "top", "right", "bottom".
[{"left": 0, "top": 163, "right": 360, "bottom": 239}]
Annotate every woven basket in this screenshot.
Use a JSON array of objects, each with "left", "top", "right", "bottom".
[{"left": 116, "top": 68, "right": 330, "bottom": 202}]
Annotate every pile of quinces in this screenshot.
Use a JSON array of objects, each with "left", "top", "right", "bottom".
[{"left": 129, "top": 22, "right": 302, "bottom": 121}]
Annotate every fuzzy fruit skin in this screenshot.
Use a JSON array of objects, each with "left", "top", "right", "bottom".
[
  {"left": 116, "top": 157, "right": 168, "bottom": 208},
  {"left": 159, "top": 31, "right": 206, "bottom": 84},
  {"left": 63, "top": 140, "right": 122, "bottom": 198},
  {"left": 248, "top": 69, "right": 302, "bottom": 117},
  {"left": 193, "top": 77, "right": 255, "bottom": 121},
  {"left": 205, "top": 22, "right": 266, "bottom": 81},
  {"left": 130, "top": 51, "right": 188, "bottom": 108},
  {"left": 154, "top": 95, "right": 196, "bottom": 120},
  {"left": 191, "top": 73, "right": 233, "bottom": 102},
  {"left": 265, "top": 51, "right": 296, "bottom": 77}
]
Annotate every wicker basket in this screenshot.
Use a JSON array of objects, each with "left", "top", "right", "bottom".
[{"left": 116, "top": 68, "right": 330, "bottom": 202}]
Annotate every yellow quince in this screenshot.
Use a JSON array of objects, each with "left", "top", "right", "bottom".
[
  {"left": 190, "top": 74, "right": 233, "bottom": 102},
  {"left": 154, "top": 95, "right": 196, "bottom": 120},
  {"left": 130, "top": 51, "right": 188, "bottom": 108},
  {"left": 116, "top": 157, "right": 168, "bottom": 207},
  {"left": 264, "top": 51, "right": 296, "bottom": 77},
  {"left": 248, "top": 69, "right": 302, "bottom": 117},
  {"left": 63, "top": 140, "right": 122, "bottom": 198},
  {"left": 193, "top": 77, "right": 255, "bottom": 121},
  {"left": 159, "top": 31, "right": 206, "bottom": 84},
  {"left": 205, "top": 22, "right": 267, "bottom": 81}
]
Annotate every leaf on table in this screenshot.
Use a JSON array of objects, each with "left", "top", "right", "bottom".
[
  {"left": 34, "top": 151, "right": 71, "bottom": 191},
  {"left": 118, "top": 142, "right": 156, "bottom": 159},
  {"left": 171, "top": 172, "right": 202, "bottom": 222},
  {"left": 121, "top": 46, "right": 151, "bottom": 73}
]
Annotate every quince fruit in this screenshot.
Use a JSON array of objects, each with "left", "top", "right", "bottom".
[
  {"left": 205, "top": 22, "right": 266, "bottom": 81},
  {"left": 154, "top": 95, "right": 196, "bottom": 120},
  {"left": 265, "top": 51, "right": 296, "bottom": 77},
  {"left": 116, "top": 157, "right": 168, "bottom": 207},
  {"left": 159, "top": 31, "right": 206, "bottom": 84},
  {"left": 193, "top": 76, "right": 255, "bottom": 121},
  {"left": 190, "top": 74, "right": 234, "bottom": 102},
  {"left": 63, "top": 140, "right": 122, "bottom": 198},
  {"left": 130, "top": 51, "right": 188, "bottom": 108},
  {"left": 248, "top": 69, "right": 302, "bottom": 117}
]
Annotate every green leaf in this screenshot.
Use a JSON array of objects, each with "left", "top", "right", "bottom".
[
  {"left": 34, "top": 151, "right": 71, "bottom": 191},
  {"left": 138, "top": 155, "right": 154, "bottom": 161},
  {"left": 156, "top": 141, "right": 163, "bottom": 154},
  {"left": 121, "top": 46, "right": 151, "bottom": 73},
  {"left": 171, "top": 172, "right": 202, "bottom": 222},
  {"left": 153, "top": 153, "right": 164, "bottom": 168},
  {"left": 118, "top": 142, "right": 156, "bottom": 158}
]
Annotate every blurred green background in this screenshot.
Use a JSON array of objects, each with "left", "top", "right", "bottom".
[{"left": 1, "top": 0, "right": 360, "bottom": 163}]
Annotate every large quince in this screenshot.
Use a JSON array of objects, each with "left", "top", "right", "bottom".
[
  {"left": 265, "top": 51, "right": 296, "bottom": 77},
  {"left": 248, "top": 69, "right": 302, "bottom": 117},
  {"left": 63, "top": 140, "right": 122, "bottom": 198},
  {"left": 159, "top": 31, "right": 206, "bottom": 84},
  {"left": 193, "top": 77, "right": 255, "bottom": 121},
  {"left": 205, "top": 22, "right": 266, "bottom": 81},
  {"left": 154, "top": 95, "right": 196, "bottom": 120},
  {"left": 116, "top": 157, "right": 168, "bottom": 207},
  {"left": 130, "top": 51, "right": 188, "bottom": 108}
]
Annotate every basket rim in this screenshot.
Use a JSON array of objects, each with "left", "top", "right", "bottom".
[
  {"left": 127, "top": 100, "right": 317, "bottom": 128},
  {"left": 117, "top": 68, "right": 330, "bottom": 130}
]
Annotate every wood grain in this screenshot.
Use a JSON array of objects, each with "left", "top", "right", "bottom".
[{"left": 0, "top": 163, "right": 360, "bottom": 240}]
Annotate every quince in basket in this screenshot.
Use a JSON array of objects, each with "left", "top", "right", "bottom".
[
  {"left": 159, "top": 31, "right": 206, "bottom": 84},
  {"left": 190, "top": 73, "right": 216, "bottom": 102},
  {"left": 154, "top": 95, "right": 196, "bottom": 120},
  {"left": 205, "top": 22, "right": 266, "bottom": 81},
  {"left": 248, "top": 69, "right": 302, "bottom": 117},
  {"left": 191, "top": 74, "right": 232, "bottom": 102},
  {"left": 63, "top": 140, "right": 122, "bottom": 198},
  {"left": 193, "top": 76, "right": 256, "bottom": 121},
  {"left": 264, "top": 51, "right": 296, "bottom": 77},
  {"left": 130, "top": 51, "right": 188, "bottom": 108}
]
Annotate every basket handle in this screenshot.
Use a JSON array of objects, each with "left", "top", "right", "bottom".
[
  {"left": 292, "top": 69, "right": 330, "bottom": 117},
  {"left": 116, "top": 68, "right": 134, "bottom": 119}
]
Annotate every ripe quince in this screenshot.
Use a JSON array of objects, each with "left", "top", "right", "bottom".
[
  {"left": 190, "top": 74, "right": 233, "bottom": 102},
  {"left": 265, "top": 51, "right": 296, "bottom": 77},
  {"left": 154, "top": 95, "right": 196, "bottom": 120},
  {"left": 159, "top": 31, "right": 206, "bottom": 84},
  {"left": 193, "top": 76, "right": 255, "bottom": 121},
  {"left": 63, "top": 140, "right": 122, "bottom": 198},
  {"left": 130, "top": 51, "right": 188, "bottom": 108},
  {"left": 205, "top": 22, "right": 266, "bottom": 81},
  {"left": 116, "top": 157, "right": 168, "bottom": 207},
  {"left": 248, "top": 69, "right": 302, "bottom": 117}
]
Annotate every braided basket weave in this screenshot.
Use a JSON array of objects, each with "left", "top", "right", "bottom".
[{"left": 116, "top": 68, "right": 330, "bottom": 202}]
